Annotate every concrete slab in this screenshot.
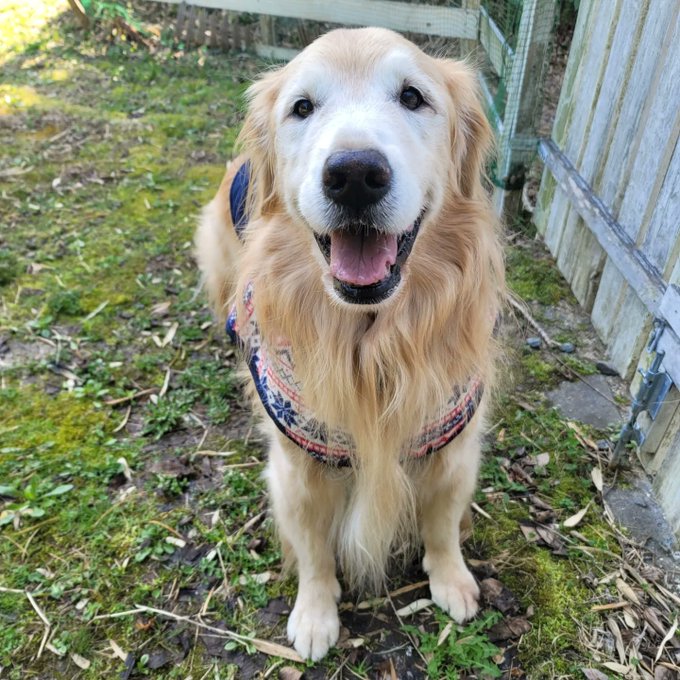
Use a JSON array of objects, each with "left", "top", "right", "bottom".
[{"left": 547, "top": 374, "right": 623, "bottom": 429}]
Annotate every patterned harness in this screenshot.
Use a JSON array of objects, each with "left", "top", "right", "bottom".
[{"left": 226, "top": 162, "right": 482, "bottom": 466}]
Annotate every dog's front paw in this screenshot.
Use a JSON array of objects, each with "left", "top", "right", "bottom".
[
  {"left": 429, "top": 566, "right": 480, "bottom": 623},
  {"left": 287, "top": 593, "right": 340, "bottom": 661}
]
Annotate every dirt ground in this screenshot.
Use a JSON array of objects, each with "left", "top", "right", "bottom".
[{"left": 1, "top": 3, "right": 679, "bottom": 679}]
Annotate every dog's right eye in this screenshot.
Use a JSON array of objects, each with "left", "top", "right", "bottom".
[{"left": 293, "top": 99, "right": 314, "bottom": 118}]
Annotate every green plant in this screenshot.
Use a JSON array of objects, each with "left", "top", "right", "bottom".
[
  {"left": 404, "top": 610, "right": 503, "bottom": 679},
  {"left": 0, "top": 478, "right": 74, "bottom": 528}
]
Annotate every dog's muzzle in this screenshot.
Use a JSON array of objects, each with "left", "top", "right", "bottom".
[{"left": 314, "top": 212, "right": 424, "bottom": 305}]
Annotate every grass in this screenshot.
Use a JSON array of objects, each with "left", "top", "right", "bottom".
[{"left": 1, "top": 3, "right": 676, "bottom": 679}]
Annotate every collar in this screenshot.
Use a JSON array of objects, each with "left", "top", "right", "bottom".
[{"left": 227, "top": 283, "right": 482, "bottom": 466}]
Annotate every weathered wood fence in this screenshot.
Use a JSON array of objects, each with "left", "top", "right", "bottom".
[{"left": 534, "top": 0, "right": 680, "bottom": 531}]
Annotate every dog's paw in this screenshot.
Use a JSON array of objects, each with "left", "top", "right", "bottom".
[
  {"left": 429, "top": 566, "right": 480, "bottom": 623},
  {"left": 287, "top": 595, "right": 340, "bottom": 661}
]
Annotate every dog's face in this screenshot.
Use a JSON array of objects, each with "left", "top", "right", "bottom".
[{"left": 243, "top": 28, "right": 491, "bottom": 307}]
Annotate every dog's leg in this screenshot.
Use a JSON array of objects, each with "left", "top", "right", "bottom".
[
  {"left": 266, "top": 433, "right": 343, "bottom": 661},
  {"left": 419, "top": 435, "right": 481, "bottom": 623}
]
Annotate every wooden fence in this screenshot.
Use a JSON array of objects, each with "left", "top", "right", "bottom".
[{"left": 534, "top": 0, "right": 680, "bottom": 532}]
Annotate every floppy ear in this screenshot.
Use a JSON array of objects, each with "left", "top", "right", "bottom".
[
  {"left": 438, "top": 60, "right": 494, "bottom": 200},
  {"left": 237, "top": 68, "right": 283, "bottom": 216}
]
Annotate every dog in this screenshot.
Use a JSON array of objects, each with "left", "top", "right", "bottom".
[{"left": 196, "top": 27, "right": 505, "bottom": 661}]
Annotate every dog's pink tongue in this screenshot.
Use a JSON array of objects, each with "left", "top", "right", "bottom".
[{"left": 329, "top": 230, "right": 398, "bottom": 286}]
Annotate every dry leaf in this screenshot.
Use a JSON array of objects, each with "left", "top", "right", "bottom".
[
  {"left": 564, "top": 502, "right": 591, "bottom": 528},
  {"left": 622, "top": 607, "right": 637, "bottom": 629},
  {"left": 437, "top": 621, "right": 453, "bottom": 646},
  {"left": 161, "top": 322, "right": 178, "bottom": 347},
  {"left": 488, "top": 616, "right": 531, "bottom": 642},
  {"left": 165, "top": 536, "right": 186, "bottom": 548},
  {"left": 109, "top": 639, "right": 127, "bottom": 661},
  {"left": 151, "top": 301, "right": 171, "bottom": 316},
  {"left": 607, "top": 618, "right": 626, "bottom": 664},
  {"left": 601, "top": 661, "right": 631, "bottom": 676},
  {"left": 581, "top": 670, "right": 608, "bottom": 680},
  {"left": 591, "top": 467, "right": 603, "bottom": 492},
  {"left": 395, "top": 598, "right": 433, "bottom": 617},
  {"left": 279, "top": 667, "right": 303, "bottom": 680},
  {"left": 616, "top": 578, "right": 641, "bottom": 605},
  {"left": 249, "top": 638, "right": 303, "bottom": 663},
  {"left": 70, "top": 653, "right": 91, "bottom": 670},
  {"left": 655, "top": 617, "right": 678, "bottom": 663},
  {"left": 534, "top": 453, "right": 550, "bottom": 467}
]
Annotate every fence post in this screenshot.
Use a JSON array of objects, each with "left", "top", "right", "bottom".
[
  {"left": 460, "top": 0, "right": 480, "bottom": 59},
  {"left": 493, "top": 0, "right": 556, "bottom": 217}
]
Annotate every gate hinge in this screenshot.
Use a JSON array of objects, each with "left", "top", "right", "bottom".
[{"left": 610, "top": 319, "right": 674, "bottom": 468}]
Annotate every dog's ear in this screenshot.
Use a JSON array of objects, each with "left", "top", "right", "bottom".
[
  {"left": 238, "top": 68, "right": 283, "bottom": 216},
  {"left": 438, "top": 60, "right": 494, "bottom": 199}
]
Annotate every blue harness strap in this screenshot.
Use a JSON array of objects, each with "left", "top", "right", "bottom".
[{"left": 229, "top": 161, "right": 250, "bottom": 239}]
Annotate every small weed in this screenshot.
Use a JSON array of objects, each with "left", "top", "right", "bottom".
[
  {"left": 143, "top": 390, "right": 194, "bottom": 439},
  {"left": 405, "top": 610, "right": 503, "bottom": 679}
]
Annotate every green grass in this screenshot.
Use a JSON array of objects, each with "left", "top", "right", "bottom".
[{"left": 0, "top": 3, "right": 671, "bottom": 679}]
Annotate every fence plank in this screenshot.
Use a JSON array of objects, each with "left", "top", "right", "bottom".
[
  {"left": 596, "top": 0, "right": 677, "bottom": 208},
  {"left": 616, "top": 15, "right": 680, "bottom": 240},
  {"left": 554, "top": 0, "right": 645, "bottom": 306},
  {"left": 542, "top": 0, "right": 616, "bottom": 250},
  {"left": 150, "top": 0, "right": 479, "bottom": 39},
  {"left": 478, "top": 6, "right": 513, "bottom": 77},
  {"left": 641, "top": 141, "right": 680, "bottom": 276}
]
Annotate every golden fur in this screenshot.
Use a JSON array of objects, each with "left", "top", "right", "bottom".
[{"left": 196, "top": 27, "right": 505, "bottom": 661}]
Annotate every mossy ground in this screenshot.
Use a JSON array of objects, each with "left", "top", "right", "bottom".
[{"left": 1, "top": 4, "right": 674, "bottom": 679}]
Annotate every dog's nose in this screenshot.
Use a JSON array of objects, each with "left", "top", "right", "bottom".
[{"left": 322, "top": 149, "right": 391, "bottom": 210}]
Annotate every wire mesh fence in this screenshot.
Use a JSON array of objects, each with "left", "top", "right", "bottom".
[{"left": 142, "top": 0, "right": 569, "bottom": 211}]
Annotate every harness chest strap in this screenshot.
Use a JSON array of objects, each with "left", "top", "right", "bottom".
[{"left": 225, "top": 162, "right": 482, "bottom": 465}]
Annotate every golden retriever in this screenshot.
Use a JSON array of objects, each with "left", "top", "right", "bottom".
[{"left": 196, "top": 27, "right": 505, "bottom": 661}]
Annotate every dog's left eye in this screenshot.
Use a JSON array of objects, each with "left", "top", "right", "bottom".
[
  {"left": 293, "top": 99, "right": 314, "bottom": 118},
  {"left": 400, "top": 86, "right": 424, "bottom": 111}
]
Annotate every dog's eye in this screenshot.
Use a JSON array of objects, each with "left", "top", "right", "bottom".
[
  {"left": 293, "top": 99, "right": 314, "bottom": 118},
  {"left": 400, "top": 86, "right": 424, "bottom": 111}
]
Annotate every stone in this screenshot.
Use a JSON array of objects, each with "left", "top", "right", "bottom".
[
  {"left": 526, "top": 337, "right": 542, "bottom": 349},
  {"left": 547, "top": 374, "right": 622, "bottom": 429}
]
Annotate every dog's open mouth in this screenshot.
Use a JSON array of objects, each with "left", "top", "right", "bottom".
[{"left": 314, "top": 212, "right": 424, "bottom": 305}]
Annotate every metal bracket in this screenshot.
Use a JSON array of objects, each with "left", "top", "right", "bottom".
[{"left": 611, "top": 319, "right": 674, "bottom": 467}]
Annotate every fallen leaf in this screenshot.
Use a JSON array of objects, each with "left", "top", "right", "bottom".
[
  {"left": 395, "top": 598, "right": 433, "bottom": 617},
  {"left": 151, "top": 301, "right": 171, "bottom": 317},
  {"left": 487, "top": 616, "right": 531, "bottom": 642},
  {"left": 607, "top": 618, "right": 626, "bottom": 664},
  {"left": 534, "top": 453, "right": 550, "bottom": 467},
  {"left": 279, "top": 668, "right": 303, "bottom": 680},
  {"left": 479, "top": 578, "right": 520, "bottom": 615},
  {"left": 437, "top": 621, "right": 453, "bottom": 646},
  {"left": 581, "top": 670, "right": 608, "bottom": 680},
  {"left": 109, "top": 639, "right": 127, "bottom": 661},
  {"left": 601, "top": 661, "right": 631, "bottom": 676},
  {"left": 249, "top": 638, "right": 303, "bottom": 663},
  {"left": 165, "top": 536, "right": 186, "bottom": 548},
  {"left": 655, "top": 617, "right": 678, "bottom": 663},
  {"left": 616, "top": 578, "right": 641, "bottom": 606},
  {"left": 591, "top": 467, "right": 603, "bottom": 492},
  {"left": 0, "top": 165, "right": 34, "bottom": 177},
  {"left": 70, "top": 653, "right": 90, "bottom": 669},
  {"left": 161, "top": 322, "right": 178, "bottom": 347},
  {"left": 563, "top": 502, "right": 591, "bottom": 528}
]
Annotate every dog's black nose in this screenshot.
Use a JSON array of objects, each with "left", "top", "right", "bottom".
[{"left": 322, "top": 149, "right": 391, "bottom": 210}]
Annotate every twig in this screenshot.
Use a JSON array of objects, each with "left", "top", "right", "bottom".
[
  {"left": 113, "top": 405, "right": 132, "bottom": 433},
  {"left": 104, "top": 388, "right": 156, "bottom": 407},
  {"left": 508, "top": 296, "right": 556, "bottom": 347}
]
